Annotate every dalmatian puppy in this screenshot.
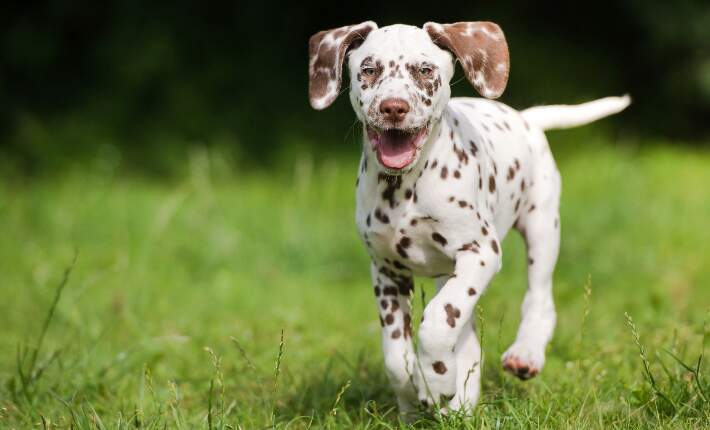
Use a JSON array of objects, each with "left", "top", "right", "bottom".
[{"left": 308, "top": 21, "right": 629, "bottom": 416}]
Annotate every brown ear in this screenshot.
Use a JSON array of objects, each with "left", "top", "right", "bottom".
[
  {"left": 424, "top": 21, "right": 510, "bottom": 99},
  {"left": 308, "top": 21, "right": 377, "bottom": 110}
]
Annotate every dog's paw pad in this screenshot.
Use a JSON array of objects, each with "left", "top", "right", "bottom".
[
  {"left": 501, "top": 344, "right": 544, "bottom": 380},
  {"left": 502, "top": 355, "right": 539, "bottom": 380}
]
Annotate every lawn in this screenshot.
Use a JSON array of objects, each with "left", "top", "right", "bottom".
[{"left": 0, "top": 135, "right": 708, "bottom": 429}]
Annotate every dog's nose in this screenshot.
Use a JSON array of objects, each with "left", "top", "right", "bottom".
[{"left": 379, "top": 98, "right": 410, "bottom": 123}]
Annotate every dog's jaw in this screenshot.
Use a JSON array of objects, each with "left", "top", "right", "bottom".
[{"left": 363, "top": 118, "right": 442, "bottom": 176}]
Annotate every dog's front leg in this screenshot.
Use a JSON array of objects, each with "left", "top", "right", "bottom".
[
  {"left": 416, "top": 243, "right": 501, "bottom": 412},
  {"left": 370, "top": 263, "right": 418, "bottom": 416}
]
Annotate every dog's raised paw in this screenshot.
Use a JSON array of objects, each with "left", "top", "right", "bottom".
[{"left": 501, "top": 343, "right": 544, "bottom": 380}]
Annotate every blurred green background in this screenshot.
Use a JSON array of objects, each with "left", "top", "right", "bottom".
[
  {"left": 1, "top": 2, "right": 709, "bottom": 428},
  {"left": 1, "top": 1, "right": 709, "bottom": 176}
]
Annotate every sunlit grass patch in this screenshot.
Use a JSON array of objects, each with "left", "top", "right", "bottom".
[{"left": 0, "top": 141, "right": 708, "bottom": 428}]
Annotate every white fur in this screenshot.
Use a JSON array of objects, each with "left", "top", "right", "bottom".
[
  {"left": 522, "top": 95, "right": 631, "bottom": 131},
  {"left": 325, "top": 23, "right": 628, "bottom": 418}
]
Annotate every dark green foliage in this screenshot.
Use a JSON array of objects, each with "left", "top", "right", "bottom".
[{"left": 1, "top": 1, "right": 709, "bottom": 175}]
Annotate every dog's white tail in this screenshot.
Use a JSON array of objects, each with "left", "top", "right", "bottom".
[{"left": 521, "top": 95, "right": 631, "bottom": 131}]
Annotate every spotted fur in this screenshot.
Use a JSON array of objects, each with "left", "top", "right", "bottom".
[{"left": 308, "top": 21, "right": 629, "bottom": 418}]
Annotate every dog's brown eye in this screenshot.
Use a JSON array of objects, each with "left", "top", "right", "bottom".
[
  {"left": 420, "top": 66, "right": 433, "bottom": 77},
  {"left": 362, "top": 67, "right": 376, "bottom": 76}
]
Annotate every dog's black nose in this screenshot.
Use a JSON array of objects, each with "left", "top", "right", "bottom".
[{"left": 379, "top": 98, "right": 410, "bottom": 123}]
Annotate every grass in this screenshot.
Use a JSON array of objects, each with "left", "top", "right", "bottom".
[{"left": 0, "top": 136, "right": 709, "bottom": 429}]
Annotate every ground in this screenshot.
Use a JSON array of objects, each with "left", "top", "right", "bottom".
[{"left": 0, "top": 134, "right": 708, "bottom": 429}]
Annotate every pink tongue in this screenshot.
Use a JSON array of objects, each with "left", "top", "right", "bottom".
[{"left": 376, "top": 131, "right": 417, "bottom": 169}]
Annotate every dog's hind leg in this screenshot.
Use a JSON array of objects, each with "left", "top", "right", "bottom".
[{"left": 502, "top": 137, "right": 561, "bottom": 380}]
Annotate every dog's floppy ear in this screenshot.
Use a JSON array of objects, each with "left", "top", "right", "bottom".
[
  {"left": 308, "top": 21, "right": 377, "bottom": 110},
  {"left": 424, "top": 21, "right": 510, "bottom": 99}
]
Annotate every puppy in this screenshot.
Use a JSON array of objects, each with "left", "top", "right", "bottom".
[{"left": 308, "top": 21, "right": 629, "bottom": 415}]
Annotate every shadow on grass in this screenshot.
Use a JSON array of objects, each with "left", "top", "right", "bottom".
[{"left": 276, "top": 349, "right": 397, "bottom": 422}]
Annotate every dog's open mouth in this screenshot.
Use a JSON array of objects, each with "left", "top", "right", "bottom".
[{"left": 366, "top": 126, "right": 428, "bottom": 170}]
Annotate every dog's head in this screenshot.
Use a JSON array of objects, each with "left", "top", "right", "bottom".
[{"left": 308, "top": 22, "right": 510, "bottom": 173}]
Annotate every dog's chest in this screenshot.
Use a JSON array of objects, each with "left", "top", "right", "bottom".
[
  {"left": 355, "top": 145, "right": 478, "bottom": 276},
  {"left": 355, "top": 99, "right": 537, "bottom": 277}
]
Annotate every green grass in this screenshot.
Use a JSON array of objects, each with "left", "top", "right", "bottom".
[{"left": 0, "top": 138, "right": 709, "bottom": 429}]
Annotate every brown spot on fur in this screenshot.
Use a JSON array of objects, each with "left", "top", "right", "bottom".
[
  {"left": 374, "top": 208, "right": 389, "bottom": 224},
  {"left": 381, "top": 174, "right": 402, "bottom": 209},
  {"left": 385, "top": 314, "right": 395, "bottom": 325},
  {"left": 489, "top": 175, "right": 496, "bottom": 192},
  {"left": 432, "top": 361, "right": 447, "bottom": 374},
  {"left": 391, "top": 328, "right": 401, "bottom": 339},
  {"left": 398, "top": 281, "right": 413, "bottom": 296},
  {"left": 444, "top": 303, "right": 461, "bottom": 327},
  {"left": 469, "top": 140, "right": 478, "bottom": 156},
  {"left": 393, "top": 260, "right": 408, "bottom": 270},
  {"left": 382, "top": 286, "right": 398, "bottom": 296},
  {"left": 491, "top": 240, "right": 499, "bottom": 254},
  {"left": 459, "top": 242, "right": 480, "bottom": 252},
  {"left": 507, "top": 166, "right": 515, "bottom": 181},
  {"left": 432, "top": 232, "right": 448, "bottom": 246},
  {"left": 468, "top": 287, "right": 477, "bottom": 296},
  {"left": 453, "top": 146, "right": 469, "bottom": 164}
]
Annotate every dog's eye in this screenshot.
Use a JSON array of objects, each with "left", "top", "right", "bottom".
[
  {"left": 362, "top": 67, "right": 376, "bottom": 76},
  {"left": 419, "top": 66, "right": 434, "bottom": 77}
]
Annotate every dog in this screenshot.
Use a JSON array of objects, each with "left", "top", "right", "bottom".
[{"left": 308, "top": 21, "right": 629, "bottom": 416}]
